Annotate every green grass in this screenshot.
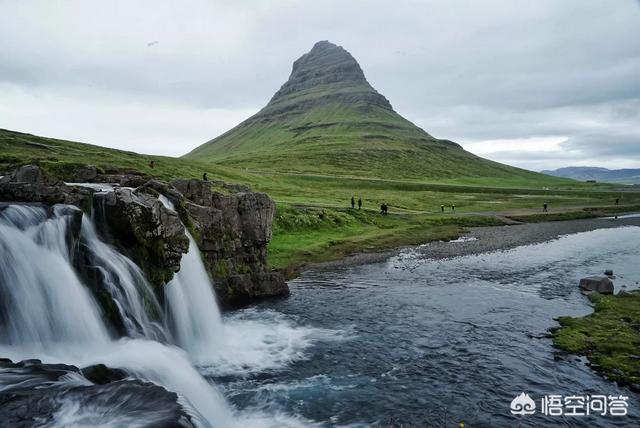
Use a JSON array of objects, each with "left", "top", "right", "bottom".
[
  {"left": 553, "top": 292, "right": 640, "bottom": 385},
  {"left": 0, "top": 128, "right": 245, "bottom": 183},
  {"left": 268, "top": 203, "right": 506, "bottom": 274},
  {"left": 3, "top": 128, "right": 640, "bottom": 274},
  {"left": 186, "top": 100, "right": 577, "bottom": 186}
]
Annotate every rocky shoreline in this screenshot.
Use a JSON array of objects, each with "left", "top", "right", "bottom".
[{"left": 306, "top": 215, "right": 640, "bottom": 272}]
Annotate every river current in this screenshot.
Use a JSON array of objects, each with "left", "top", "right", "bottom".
[
  {"left": 218, "top": 226, "right": 640, "bottom": 427},
  {"left": 1, "top": 201, "right": 639, "bottom": 427}
]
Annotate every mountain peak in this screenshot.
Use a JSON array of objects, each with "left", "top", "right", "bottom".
[{"left": 268, "top": 41, "right": 391, "bottom": 110}]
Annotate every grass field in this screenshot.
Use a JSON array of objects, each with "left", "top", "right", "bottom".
[{"left": 3, "top": 128, "right": 640, "bottom": 273}]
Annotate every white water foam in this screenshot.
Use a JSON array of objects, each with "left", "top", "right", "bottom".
[{"left": 0, "top": 200, "right": 344, "bottom": 427}]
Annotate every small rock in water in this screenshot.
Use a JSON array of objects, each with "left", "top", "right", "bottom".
[
  {"left": 82, "top": 364, "right": 127, "bottom": 385},
  {"left": 579, "top": 276, "right": 614, "bottom": 294},
  {"left": 604, "top": 269, "right": 614, "bottom": 276}
]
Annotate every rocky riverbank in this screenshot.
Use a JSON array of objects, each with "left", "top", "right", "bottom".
[
  {"left": 0, "top": 165, "right": 288, "bottom": 309},
  {"left": 307, "top": 215, "right": 640, "bottom": 271}
]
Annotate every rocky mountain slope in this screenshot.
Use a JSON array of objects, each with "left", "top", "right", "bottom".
[{"left": 186, "top": 41, "right": 548, "bottom": 182}]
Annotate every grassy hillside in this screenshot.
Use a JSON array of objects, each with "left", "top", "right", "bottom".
[
  {"left": 186, "top": 101, "right": 560, "bottom": 183},
  {"left": 4, "top": 128, "right": 640, "bottom": 273},
  {"left": 0, "top": 128, "right": 241, "bottom": 183},
  {"left": 185, "top": 41, "right": 566, "bottom": 186}
]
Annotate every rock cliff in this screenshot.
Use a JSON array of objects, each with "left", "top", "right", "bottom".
[{"left": 0, "top": 165, "right": 288, "bottom": 309}]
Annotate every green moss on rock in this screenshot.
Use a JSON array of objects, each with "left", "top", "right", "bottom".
[{"left": 553, "top": 291, "right": 640, "bottom": 386}]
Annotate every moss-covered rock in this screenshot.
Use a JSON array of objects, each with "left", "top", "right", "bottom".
[
  {"left": 553, "top": 291, "right": 640, "bottom": 387},
  {"left": 92, "top": 187, "right": 189, "bottom": 288}
]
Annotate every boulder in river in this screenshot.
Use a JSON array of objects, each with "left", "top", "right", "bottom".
[{"left": 579, "top": 276, "right": 614, "bottom": 294}]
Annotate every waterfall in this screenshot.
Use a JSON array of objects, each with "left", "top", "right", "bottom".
[
  {"left": 166, "top": 234, "right": 224, "bottom": 358},
  {"left": 79, "top": 217, "right": 167, "bottom": 341},
  {"left": 0, "top": 205, "right": 110, "bottom": 348},
  {"left": 0, "top": 198, "right": 321, "bottom": 427},
  {"left": 0, "top": 203, "right": 236, "bottom": 427},
  {"left": 158, "top": 194, "right": 224, "bottom": 358}
]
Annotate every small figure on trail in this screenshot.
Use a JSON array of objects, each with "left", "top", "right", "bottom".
[
  {"left": 441, "top": 204, "right": 444, "bottom": 213},
  {"left": 351, "top": 196, "right": 355, "bottom": 209},
  {"left": 451, "top": 204, "right": 455, "bottom": 213},
  {"left": 615, "top": 197, "right": 620, "bottom": 206},
  {"left": 358, "top": 197, "right": 362, "bottom": 210},
  {"left": 203, "top": 172, "right": 208, "bottom": 181},
  {"left": 380, "top": 203, "right": 385, "bottom": 215},
  {"left": 380, "top": 203, "right": 388, "bottom": 215},
  {"left": 149, "top": 160, "right": 155, "bottom": 169},
  {"left": 543, "top": 203, "right": 548, "bottom": 212}
]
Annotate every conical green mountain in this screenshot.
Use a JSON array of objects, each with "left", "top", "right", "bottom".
[{"left": 185, "top": 41, "right": 541, "bottom": 181}]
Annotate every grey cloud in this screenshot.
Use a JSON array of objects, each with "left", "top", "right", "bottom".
[
  {"left": 560, "top": 133, "right": 640, "bottom": 158},
  {"left": 0, "top": 0, "right": 638, "bottom": 167}
]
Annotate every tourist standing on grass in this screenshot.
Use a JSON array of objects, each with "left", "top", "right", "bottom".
[
  {"left": 351, "top": 196, "right": 355, "bottom": 209},
  {"left": 441, "top": 204, "right": 444, "bottom": 213},
  {"left": 451, "top": 204, "right": 455, "bottom": 213},
  {"left": 358, "top": 197, "right": 362, "bottom": 210},
  {"left": 616, "top": 198, "right": 620, "bottom": 205},
  {"left": 203, "top": 172, "right": 208, "bottom": 181},
  {"left": 543, "top": 203, "right": 548, "bottom": 212}
]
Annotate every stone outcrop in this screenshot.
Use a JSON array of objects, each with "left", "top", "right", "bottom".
[
  {"left": 267, "top": 40, "right": 393, "bottom": 113},
  {"left": 0, "top": 359, "right": 195, "bottom": 427},
  {"left": 0, "top": 165, "right": 93, "bottom": 209},
  {"left": 92, "top": 187, "right": 189, "bottom": 287},
  {"left": 1, "top": 165, "right": 288, "bottom": 307},
  {"left": 162, "top": 179, "right": 289, "bottom": 307},
  {"left": 579, "top": 276, "right": 614, "bottom": 294}
]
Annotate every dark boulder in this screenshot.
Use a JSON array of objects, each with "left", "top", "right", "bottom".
[
  {"left": 579, "top": 276, "right": 614, "bottom": 294},
  {"left": 0, "top": 359, "right": 195, "bottom": 428},
  {"left": 81, "top": 364, "right": 127, "bottom": 384},
  {"left": 69, "top": 165, "right": 98, "bottom": 182}
]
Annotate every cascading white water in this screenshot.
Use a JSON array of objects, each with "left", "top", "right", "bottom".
[
  {"left": 0, "top": 199, "right": 324, "bottom": 427},
  {"left": 0, "top": 203, "right": 236, "bottom": 427},
  {"left": 166, "top": 235, "right": 224, "bottom": 357},
  {"left": 0, "top": 205, "right": 110, "bottom": 348},
  {"left": 79, "top": 218, "right": 167, "bottom": 341},
  {"left": 158, "top": 195, "right": 223, "bottom": 358}
]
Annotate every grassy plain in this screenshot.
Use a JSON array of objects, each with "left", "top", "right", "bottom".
[{"left": 3, "top": 128, "right": 640, "bottom": 272}]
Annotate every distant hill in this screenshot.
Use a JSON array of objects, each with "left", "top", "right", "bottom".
[
  {"left": 542, "top": 167, "right": 640, "bottom": 185},
  {"left": 185, "top": 41, "right": 555, "bottom": 183}
]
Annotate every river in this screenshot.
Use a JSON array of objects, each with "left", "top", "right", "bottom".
[
  {"left": 218, "top": 226, "right": 640, "bottom": 427},
  {"left": 1, "top": 202, "right": 639, "bottom": 427}
]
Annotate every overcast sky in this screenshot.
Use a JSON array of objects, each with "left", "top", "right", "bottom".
[{"left": 1, "top": 0, "right": 639, "bottom": 171}]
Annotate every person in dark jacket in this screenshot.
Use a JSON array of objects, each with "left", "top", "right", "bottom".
[
  {"left": 351, "top": 196, "right": 355, "bottom": 209},
  {"left": 203, "top": 172, "right": 208, "bottom": 181},
  {"left": 358, "top": 197, "right": 362, "bottom": 210}
]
